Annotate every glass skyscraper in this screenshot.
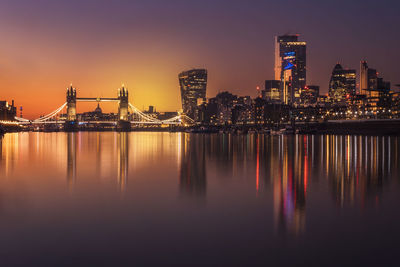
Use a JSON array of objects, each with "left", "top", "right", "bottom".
[
  {"left": 274, "top": 35, "right": 306, "bottom": 105},
  {"left": 179, "top": 69, "right": 208, "bottom": 119},
  {"left": 329, "top": 64, "right": 356, "bottom": 104}
]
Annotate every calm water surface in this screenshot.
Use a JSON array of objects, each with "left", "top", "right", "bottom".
[{"left": 1, "top": 132, "right": 400, "bottom": 266}]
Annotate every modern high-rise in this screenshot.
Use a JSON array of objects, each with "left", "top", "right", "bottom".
[
  {"left": 329, "top": 64, "right": 356, "bottom": 104},
  {"left": 360, "top": 61, "right": 378, "bottom": 98},
  {"left": 179, "top": 69, "right": 207, "bottom": 119},
  {"left": 274, "top": 35, "right": 306, "bottom": 105}
]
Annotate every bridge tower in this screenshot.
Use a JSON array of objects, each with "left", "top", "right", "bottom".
[
  {"left": 117, "top": 86, "right": 131, "bottom": 131},
  {"left": 65, "top": 85, "right": 77, "bottom": 131}
]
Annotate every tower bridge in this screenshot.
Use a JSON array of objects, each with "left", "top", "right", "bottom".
[{"left": 9, "top": 85, "right": 193, "bottom": 131}]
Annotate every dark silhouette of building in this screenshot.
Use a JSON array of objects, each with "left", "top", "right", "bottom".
[
  {"left": 263, "top": 80, "right": 282, "bottom": 103},
  {"left": 232, "top": 96, "right": 253, "bottom": 124},
  {"left": 301, "top": 85, "right": 319, "bottom": 106},
  {"left": 254, "top": 97, "right": 267, "bottom": 125},
  {"left": 376, "top": 78, "right": 392, "bottom": 110},
  {"left": 197, "top": 91, "right": 245, "bottom": 125},
  {"left": 0, "top": 100, "right": 17, "bottom": 121},
  {"left": 197, "top": 100, "right": 218, "bottom": 125},
  {"left": 179, "top": 69, "right": 207, "bottom": 120}
]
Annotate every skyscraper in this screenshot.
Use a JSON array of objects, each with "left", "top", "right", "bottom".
[
  {"left": 274, "top": 35, "right": 306, "bottom": 105},
  {"left": 360, "top": 61, "right": 378, "bottom": 98},
  {"left": 179, "top": 69, "right": 207, "bottom": 119},
  {"left": 329, "top": 64, "right": 356, "bottom": 104},
  {"left": 360, "top": 61, "right": 368, "bottom": 95}
]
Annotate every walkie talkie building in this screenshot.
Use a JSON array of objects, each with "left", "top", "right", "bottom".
[{"left": 179, "top": 69, "right": 207, "bottom": 119}]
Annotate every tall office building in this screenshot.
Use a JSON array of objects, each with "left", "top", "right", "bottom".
[
  {"left": 360, "top": 61, "right": 378, "bottom": 98},
  {"left": 329, "top": 64, "right": 356, "bottom": 104},
  {"left": 179, "top": 69, "right": 207, "bottom": 119},
  {"left": 274, "top": 35, "right": 306, "bottom": 105}
]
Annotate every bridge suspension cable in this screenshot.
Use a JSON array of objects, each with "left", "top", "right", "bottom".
[
  {"left": 163, "top": 114, "right": 194, "bottom": 124},
  {"left": 11, "top": 101, "right": 192, "bottom": 126},
  {"left": 33, "top": 102, "right": 67, "bottom": 122},
  {"left": 26, "top": 102, "right": 67, "bottom": 123},
  {"left": 128, "top": 103, "right": 161, "bottom": 123},
  {"left": 13, "top": 103, "right": 67, "bottom": 124},
  {"left": 128, "top": 103, "right": 193, "bottom": 124}
]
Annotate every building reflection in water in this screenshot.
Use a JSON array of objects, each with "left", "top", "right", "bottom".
[
  {"left": 2, "top": 132, "right": 399, "bottom": 237},
  {"left": 272, "top": 135, "right": 306, "bottom": 236},
  {"left": 204, "top": 134, "right": 399, "bottom": 236},
  {"left": 117, "top": 132, "right": 129, "bottom": 192},
  {"left": 0, "top": 133, "right": 19, "bottom": 177},
  {"left": 179, "top": 133, "right": 206, "bottom": 197},
  {"left": 208, "top": 134, "right": 307, "bottom": 235},
  {"left": 321, "top": 135, "right": 399, "bottom": 208}
]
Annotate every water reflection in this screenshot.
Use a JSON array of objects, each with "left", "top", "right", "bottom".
[
  {"left": 0, "top": 133, "right": 19, "bottom": 176},
  {"left": 118, "top": 132, "right": 129, "bottom": 191},
  {"left": 179, "top": 134, "right": 206, "bottom": 197},
  {"left": 65, "top": 132, "right": 130, "bottom": 191},
  {"left": 190, "top": 134, "right": 400, "bottom": 236},
  {"left": 67, "top": 132, "right": 77, "bottom": 186},
  {"left": 322, "top": 135, "right": 398, "bottom": 207},
  {"left": 273, "top": 135, "right": 307, "bottom": 235},
  {"left": 0, "top": 132, "right": 399, "bottom": 239}
]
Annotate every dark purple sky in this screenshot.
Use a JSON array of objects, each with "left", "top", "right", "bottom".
[{"left": 0, "top": 0, "right": 399, "bottom": 116}]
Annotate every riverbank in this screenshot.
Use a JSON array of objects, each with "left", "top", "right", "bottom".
[
  {"left": 297, "top": 119, "right": 400, "bottom": 135},
  {"left": 2, "top": 119, "right": 400, "bottom": 135}
]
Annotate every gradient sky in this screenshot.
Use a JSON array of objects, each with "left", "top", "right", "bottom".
[{"left": 0, "top": 0, "right": 399, "bottom": 118}]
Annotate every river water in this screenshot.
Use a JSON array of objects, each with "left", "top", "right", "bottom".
[{"left": 1, "top": 132, "right": 399, "bottom": 266}]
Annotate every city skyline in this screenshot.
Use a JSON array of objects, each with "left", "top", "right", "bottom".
[
  {"left": 0, "top": 0, "right": 399, "bottom": 118},
  {"left": 1, "top": 1, "right": 400, "bottom": 265}
]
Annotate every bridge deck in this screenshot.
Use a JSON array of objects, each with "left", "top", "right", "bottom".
[{"left": 76, "top": 98, "right": 119, "bottom": 102}]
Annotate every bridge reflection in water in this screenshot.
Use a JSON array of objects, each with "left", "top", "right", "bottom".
[
  {"left": 66, "top": 132, "right": 130, "bottom": 191},
  {"left": 117, "top": 132, "right": 129, "bottom": 191},
  {"left": 0, "top": 132, "right": 399, "bottom": 239},
  {"left": 67, "top": 133, "right": 77, "bottom": 187}
]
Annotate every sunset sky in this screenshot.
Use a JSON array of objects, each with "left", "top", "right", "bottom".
[{"left": 0, "top": 0, "right": 399, "bottom": 118}]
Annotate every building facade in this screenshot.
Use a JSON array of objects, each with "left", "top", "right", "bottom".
[
  {"left": 328, "top": 64, "right": 356, "bottom": 104},
  {"left": 360, "top": 61, "right": 378, "bottom": 98},
  {"left": 179, "top": 69, "right": 207, "bottom": 119},
  {"left": 300, "top": 85, "right": 319, "bottom": 106},
  {"left": 263, "top": 80, "right": 282, "bottom": 103},
  {"left": 0, "top": 100, "right": 17, "bottom": 121},
  {"left": 274, "top": 35, "right": 306, "bottom": 105}
]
